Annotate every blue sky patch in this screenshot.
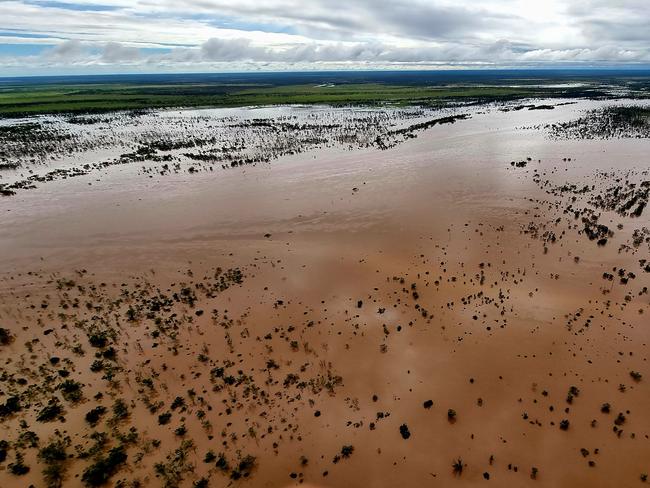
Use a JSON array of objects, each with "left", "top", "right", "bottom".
[
  {"left": 25, "top": 0, "right": 119, "bottom": 11},
  {"left": 0, "top": 43, "right": 49, "bottom": 56}
]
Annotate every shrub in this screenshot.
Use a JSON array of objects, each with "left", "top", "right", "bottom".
[
  {"left": 194, "top": 478, "right": 209, "bottom": 488},
  {"left": 215, "top": 453, "right": 229, "bottom": 471},
  {"left": 9, "top": 452, "right": 30, "bottom": 475},
  {"left": 85, "top": 406, "right": 107, "bottom": 426},
  {"left": 37, "top": 400, "right": 63, "bottom": 422},
  {"left": 59, "top": 380, "right": 83, "bottom": 403},
  {"left": 39, "top": 440, "right": 68, "bottom": 488},
  {"left": 170, "top": 397, "right": 185, "bottom": 410},
  {"left": 39, "top": 441, "right": 67, "bottom": 463},
  {"left": 0, "top": 327, "right": 14, "bottom": 345},
  {"left": 88, "top": 331, "right": 109, "bottom": 348},
  {"left": 340, "top": 445, "right": 354, "bottom": 458},
  {"left": 111, "top": 399, "right": 129, "bottom": 422},
  {"left": 81, "top": 446, "right": 127, "bottom": 487},
  {"left": 0, "top": 440, "right": 9, "bottom": 462},
  {"left": 16, "top": 430, "right": 39, "bottom": 448},
  {"left": 0, "top": 395, "right": 21, "bottom": 418},
  {"left": 230, "top": 455, "right": 256, "bottom": 480}
]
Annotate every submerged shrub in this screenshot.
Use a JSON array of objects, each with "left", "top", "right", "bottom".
[{"left": 81, "top": 446, "right": 127, "bottom": 487}]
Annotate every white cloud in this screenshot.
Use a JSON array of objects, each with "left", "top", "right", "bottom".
[{"left": 0, "top": 0, "right": 648, "bottom": 74}]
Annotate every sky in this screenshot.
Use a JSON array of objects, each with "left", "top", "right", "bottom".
[{"left": 0, "top": 0, "right": 648, "bottom": 76}]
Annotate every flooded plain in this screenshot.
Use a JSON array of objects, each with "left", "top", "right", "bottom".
[{"left": 1, "top": 99, "right": 650, "bottom": 487}]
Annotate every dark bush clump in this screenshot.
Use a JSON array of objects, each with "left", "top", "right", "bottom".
[
  {"left": 230, "top": 455, "right": 256, "bottom": 480},
  {"left": 9, "top": 452, "right": 30, "bottom": 475},
  {"left": 37, "top": 400, "right": 63, "bottom": 422},
  {"left": 0, "top": 395, "right": 21, "bottom": 418},
  {"left": 0, "top": 327, "right": 14, "bottom": 345},
  {"left": 0, "top": 440, "right": 9, "bottom": 463},
  {"left": 111, "top": 399, "right": 129, "bottom": 422},
  {"left": 88, "top": 331, "right": 109, "bottom": 348},
  {"left": 39, "top": 440, "right": 68, "bottom": 488},
  {"left": 81, "top": 446, "right": 127, "bottom": 487},
  {"left": 341, "top": 445, "right": 354, "bottom": 458},
  {"left": 59, "top": 379, "right": 83, "bottom": 403},
  {"left": 85, "top": 406, "right": 107, "bottom": 426}
]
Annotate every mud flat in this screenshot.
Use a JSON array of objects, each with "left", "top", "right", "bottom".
[{"left": 1, "top": 99, "right": 650, "bottom": 487}]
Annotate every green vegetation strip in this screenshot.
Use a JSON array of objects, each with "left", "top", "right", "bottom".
[{"left": 0, "top": 82, "right": 592, "bottom": 116}]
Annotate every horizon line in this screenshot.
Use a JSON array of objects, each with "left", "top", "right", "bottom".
[{"left": 3, "top": 66, "right": 650, "bottom": 82}]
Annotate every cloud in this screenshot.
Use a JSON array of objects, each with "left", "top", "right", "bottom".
[
  {"left": 0, "top": 0, "right": 649, "bottom": 74},
  {"left": 196, "top": 36, "right": 650, "bottom": 65},
  {"left": 47, "top": 39, "right": 85, "bottom": 59},
  {"left": 201, "top": 38, "right": 265, "bottom": 61},
  {"left": 101, "top": 41, "right": 141, "bottom": 62}
]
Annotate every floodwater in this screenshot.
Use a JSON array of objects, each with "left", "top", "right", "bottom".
[{"left": 1, "top": 99, "right": 649, "bottom": 487}]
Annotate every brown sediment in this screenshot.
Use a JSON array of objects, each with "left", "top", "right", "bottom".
[{"left": 0, "top": 99, "right": 650, "bottom": 487}]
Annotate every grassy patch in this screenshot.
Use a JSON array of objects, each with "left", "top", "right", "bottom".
[{"left": 0, "top": 81, "right": 581, "bottom": 116}]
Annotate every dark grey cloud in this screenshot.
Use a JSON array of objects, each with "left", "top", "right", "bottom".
[
  {"left": 566, "top": 0, "right": 650, "bottom": 44},
  {"left": 346, "top": 0, "right": 511, "bottom": 41},
  {"left": 177, "top": 0, "right": 514, "bottom": 42}
]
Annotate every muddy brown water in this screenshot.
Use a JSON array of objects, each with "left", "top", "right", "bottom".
[{"left": 1, "top": 99, "right": 650, "bottom": 487}]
